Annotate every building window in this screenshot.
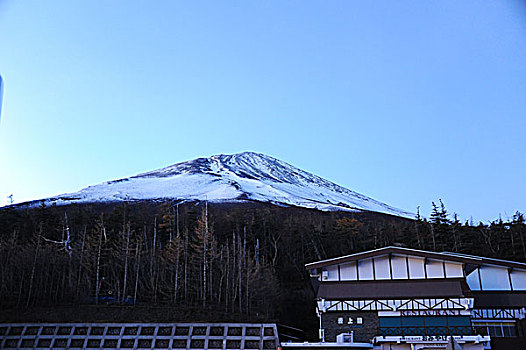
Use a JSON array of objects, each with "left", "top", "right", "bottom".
[
  {"left": 473, "top": 322, "right": 516, "bottom": 337},
  {"left": 379, "top": 316, "right": 472, "bottom": 336}
]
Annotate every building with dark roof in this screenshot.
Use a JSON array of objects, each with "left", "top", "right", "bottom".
[{"left": 301, "top": 246, "right": 526, "bottom": 350}]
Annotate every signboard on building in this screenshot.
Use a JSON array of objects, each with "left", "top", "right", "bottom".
[
  {"left": 378, "top": 310, "right": 471, "bottom": 317},
  {"left": 401, "top": 310, "right": 463, "bottom": 316}
]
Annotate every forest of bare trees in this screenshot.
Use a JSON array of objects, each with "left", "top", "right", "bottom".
[
  {"left": 0, "top": 201, "right": 279, "bottom": 319},
  {"left": 0, "top": 200, "right": 525, "bottom": 330}
]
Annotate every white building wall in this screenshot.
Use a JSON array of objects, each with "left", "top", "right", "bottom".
[
  {"left": 358, "top": 258, "right": 374, "bottom": 280},
  {"left": 391, "top": 255, "right": 409, "bottom": 279},
  {"left": 510, "top": 269, "right": 526, "bottom": 291},
  {"left": 318, "top": 254, "right": 526, "bottom": 287},
  {"left": 444, "top": 262, "right": 464, "bottom": 278},
  {"left": 374, "top": 256, "right": 391, "bottom": 280},
  {"left": 408, "top": 257, "right": 426, "bottom": 279},
  {"left": 339, "top": 262, "right": 357, "bottom": 281},
  {"left": 480, "top": 266, "right": 511, "bottom": 291},
  {"left": 466, "top": 269, "right": 481, "bottom": 290},
  {"left": 325, "top": 265, "right": 339, "bottom": 281},
  {"left": 426, "top": 260, "right": 445, "bottom": 278}
]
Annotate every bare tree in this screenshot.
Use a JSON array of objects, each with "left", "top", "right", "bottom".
[
  {"left": 174, "top": 203, "right": 181, "bottom": 303},
  {"left": 134, "top": 240, "right": 141, "bottom": 305},
  {"left": 26, "top": 224, "right": 42, "bottom": 307},
  {"left": 95, "top": 215, "right": 105, "bottom": 305},
  {"left": 122, "top": 224, "right": 131, "bottom": 302},
  {"left": 76, "top": 226, "right": 87, "bottom": 298}
]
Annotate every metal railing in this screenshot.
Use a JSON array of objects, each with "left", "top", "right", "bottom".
[{"left": 0, "top": 322, "right": 279, "bottom": 349}]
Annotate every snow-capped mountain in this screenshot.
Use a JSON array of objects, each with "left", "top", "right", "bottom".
[{"left": 28, "top": 152, "right": 414, "bottom": 218}]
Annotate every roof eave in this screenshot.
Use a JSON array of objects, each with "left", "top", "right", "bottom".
[{"left": 304, "top": 246, "right": 507, "bottom": 270}]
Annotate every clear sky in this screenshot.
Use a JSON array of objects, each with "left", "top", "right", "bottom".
[{"left": 0, "top": 1, "right": 525, "bottom": 222}]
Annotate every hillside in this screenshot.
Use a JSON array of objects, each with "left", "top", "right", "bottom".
[
  {"left": 1, "top": 199, "right": 525, "bottom": 339},
  {"left": 15, "top": 152, "right": 414, "bottom": 218}
]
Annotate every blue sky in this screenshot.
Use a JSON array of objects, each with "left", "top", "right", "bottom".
[{"left": 0, "top": 1, "right": 525, "bottom": 222}]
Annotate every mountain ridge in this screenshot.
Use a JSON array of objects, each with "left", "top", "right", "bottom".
[{"left": 13, "top": 152, "right": 414, "bottom": 218}]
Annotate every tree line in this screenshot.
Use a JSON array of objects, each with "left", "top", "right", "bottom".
[
  {"left": 0, "top": 200, "right": 524, "bottom": 328},
  {"left": 0, "top": 201, "right": 278, "bottom": 318}
]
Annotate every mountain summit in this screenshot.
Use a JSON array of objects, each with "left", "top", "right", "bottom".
[{"left": 33, "top": 152, "right": 414, "bottom": 218}]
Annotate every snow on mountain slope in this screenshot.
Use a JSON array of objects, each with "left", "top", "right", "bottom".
[{"left": 29, "top": 152, "right": 414, "bottom": 218}]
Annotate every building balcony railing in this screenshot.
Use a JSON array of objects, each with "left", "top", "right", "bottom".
[{"left": 379, "top": 326, "right": 480, "bottom": 337}]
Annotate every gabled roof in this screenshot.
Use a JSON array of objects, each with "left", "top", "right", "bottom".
[{"left": 305, "top": 246, "right": 526, "bottom": 270}]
